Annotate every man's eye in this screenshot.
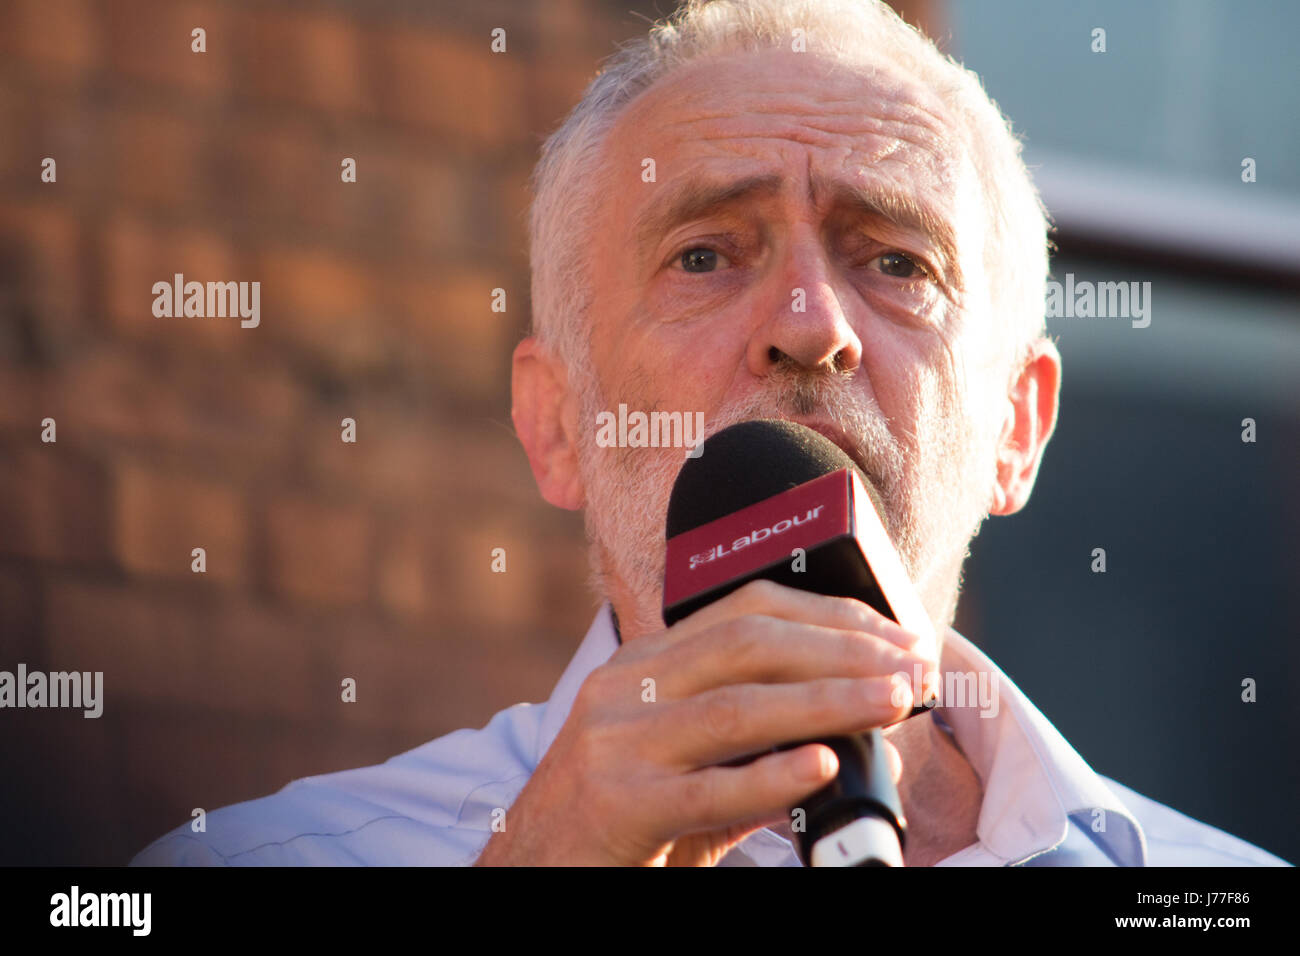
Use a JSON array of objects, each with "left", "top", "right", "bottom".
[
  {"left": 678, "top": 246, "right": 731, "bottom": 273},
  {"left": 870, "top": 252, "right": 927, "bottom": 279}
]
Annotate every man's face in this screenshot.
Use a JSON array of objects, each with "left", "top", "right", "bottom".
[{"left": 570, "top": 47, "right": 1011, "bottom": 638}]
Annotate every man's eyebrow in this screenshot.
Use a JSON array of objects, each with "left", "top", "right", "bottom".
[
  {"left": 633, "top": 171, "right": 961, "bottom": 286},
  {"left": 633, "top": 173, "right": 784, "bottom": 261},
  {"left": 816, "top": 176, "right": 962, "bottom": 288}
]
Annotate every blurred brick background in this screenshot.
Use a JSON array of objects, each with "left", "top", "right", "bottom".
[
  {"left": 0, "top": 0, "right": 941, "bottom": 866},
  {"left": 0, "top": 0, "right": 622, "bottom": 865}
]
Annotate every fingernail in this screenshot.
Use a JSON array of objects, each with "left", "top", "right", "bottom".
[{"left": 819, "top": 747, "right": 838, "bottom": 778}]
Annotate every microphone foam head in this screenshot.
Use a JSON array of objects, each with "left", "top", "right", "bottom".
[{"left": 665, "top": 419, "right": 885, "bottom": 539}]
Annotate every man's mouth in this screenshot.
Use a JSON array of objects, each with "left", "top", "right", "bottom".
[{"left": 787, "top": 418, "right": 873, "bottom": 482}]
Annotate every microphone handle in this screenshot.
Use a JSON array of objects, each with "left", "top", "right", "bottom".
[
  {"left": 719, "top": 727, "right": 909, "bottom": 866},
  {"left": 779, "top": 730, "right": 906, "bottom": 866}
]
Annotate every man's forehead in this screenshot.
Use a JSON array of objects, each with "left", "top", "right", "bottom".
[
  {"left": 609, "top": 49, "right": 972, "bottom": 240},
  {"left": 616, "top": 46, "right": 960, "bottom": 154}
]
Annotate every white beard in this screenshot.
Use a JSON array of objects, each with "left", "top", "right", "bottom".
[{"left": 570, "top": 351, "right": 1000, "bottom": 638}]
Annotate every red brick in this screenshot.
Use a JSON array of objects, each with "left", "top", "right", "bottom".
[
  {"left": 536, "top": 527, "right": 597, "bottom": 638},
  {"left": 223, "top": 120, "right": 340, "bottom": 236},
  {"left": 212, "top": 122, "right": 471, "bottom": 259},
  {"left": 51, "top": 349, "right": 194, "bottom": 448},
  {"left": 0, "top": 0, "right": 645, "bottom": 868},
  {"left": 528, "top": 0, "right": 602, "bottom": 56},
  {"left": 440, "top": 507, "right": 545, "bottom": 633},
  {"left": 100, "top": 214, "right": 244, "bottom": 353},
  {"left": 259, "top": 244, "right": 372, "bottom": 319},
  {"left": 361, "top": 150, "right": 465, "bottom": 255},
  {"left": 113, "top": 461, "right": 247, "bottom": 584},
  {"left": 523, "top": 45, "right": 602, "bottom": 128},
  {"left": 0, "top": 80, "right": 117, "bottom": 203},
  {"left": 375, "top": 520, "right": 429, "bottom": 619},
  {"left": 80, "top": 348, "right": 301, "bottom": 469},
  {"left": 111, "top": 110, "right": 209, "bottom": 211},
  {"left": 0, "top": 78, "right": 28, "bottom": 183},
  {"left": 0, "top": 201, "right": 93, "bottom": 361},
  {"left": 42, "top": 577, "right": 323, "bottom": 722},
  {"left": 0, "top": 0, "right": 102, "bottom": 75},
  {"left": 329, "top": 614, "right": 576, "bottom": 734},
  {"left": 368, "top": 27, "right": 527, "bottom": 151},
  {"left": 254, "top": 244, "right": 391, "bottom": 374},
  {"left": 264, "top": 496, "right": 373, "bottom": 607},
  {"left": 0, "top": 445, "right": 110, "bottom": 564},
  {"left": 102, "top": 0, "right": 233, "bottom": 99},
  {"left": 386, "top": 269, "right": 514, "bottom": 400},
  {"left": 433, "top": 421, "right": 543, "bottom": 508},
  {"left": 0, "top": 365, "right": 47, "bottom": 429},
  {"left": 302, "top": 406, "right": 443, "bottom": 505},
  {"left": 494, "top": 161, "right": 537, "bottom": 269},
  {"left": 0, "top": 201, "right": 82, "bottom": 306},
  {"left": 242, "top": 8, "right": 370, "bottom": 116},
  {"left": 297, "top": 413, "right": 535, "bottom": 516}
]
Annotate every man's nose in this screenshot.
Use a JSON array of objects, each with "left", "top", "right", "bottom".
[{"left": 745, "top": 239, "right": 863, "bottom": 376}]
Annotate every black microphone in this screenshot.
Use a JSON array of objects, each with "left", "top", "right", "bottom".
[{"left": 662, "top": 418, "right": 939, "bottom": 867}]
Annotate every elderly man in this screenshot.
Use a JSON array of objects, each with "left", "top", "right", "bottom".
[{"left": 131, "top": 0, "right": 1288, "bottom": 867}]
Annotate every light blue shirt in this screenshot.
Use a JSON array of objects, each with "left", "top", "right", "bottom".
[{"left": 131, "top": 604, "right": 1291, "bottom": 866}]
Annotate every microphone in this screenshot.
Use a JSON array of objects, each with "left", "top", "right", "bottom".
[{"left": 662, "top": 418, "right": 939, "bottom": 867}]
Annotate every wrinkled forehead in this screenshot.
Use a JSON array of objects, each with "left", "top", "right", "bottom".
[
  {"left": 618, "top": 46, "right": 972, "bottom": 176},
  {"left": 607, "top": 46, "right": 986, "bottom": 263}
]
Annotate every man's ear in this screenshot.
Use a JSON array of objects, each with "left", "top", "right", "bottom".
[
  {"left": 511, "top": 336, "right": 585, "bottom": 511},
  {"left": 989, "top": 337, "right": 1062, "bottom": 516}
]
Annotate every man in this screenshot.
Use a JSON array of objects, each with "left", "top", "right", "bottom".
[{"left": 132, "top": 0, "right": 1288, "bottom": 867}]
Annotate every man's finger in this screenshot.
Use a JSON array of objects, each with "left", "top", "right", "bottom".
[
  {"left": 657, "top": 579, "right": 925, "bottom": 653},
  {"left": 883, "top": 737, "right": 903, "bottom": 785},
  {"left": 652, "top": 615, "right": 933, "bottom": 700}
]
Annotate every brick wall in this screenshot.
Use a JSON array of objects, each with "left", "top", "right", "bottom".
[{"left": 0, "top": 0, "right": 939, "bottom": 865}]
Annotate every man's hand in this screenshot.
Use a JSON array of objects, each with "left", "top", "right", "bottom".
[{"left": 473, "top": 579, "right": 936, "bottom": 866}]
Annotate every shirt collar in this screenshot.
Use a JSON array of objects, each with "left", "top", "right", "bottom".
[
  {"left": 931, "top": 627, "right": 1147, "bottom": 866},
  {"left": 535, "top": 603, "right": 1148, "bottom": 867},
  {"left": 535, "top": 603, "right": 622, "bottom": 762}
]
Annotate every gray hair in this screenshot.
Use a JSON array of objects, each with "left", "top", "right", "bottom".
[{"left": 527, "top": 0, "right": 1050, "bottom": 391}]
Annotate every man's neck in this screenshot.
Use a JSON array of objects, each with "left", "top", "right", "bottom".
[{"left": 883, "top": 709, "right": 984, "bottom": 866}]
